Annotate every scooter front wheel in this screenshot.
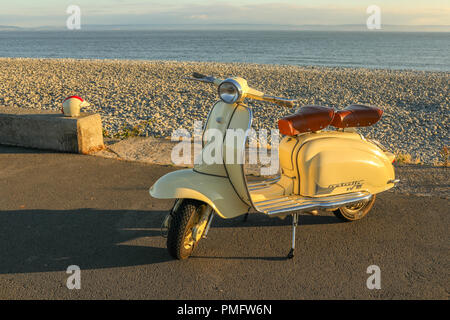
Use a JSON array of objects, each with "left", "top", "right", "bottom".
[
  {"left": 167, "top": 199, "right": 209, "bottom": 260},
  {"left": 333, "top": 195, "right": 376, "bottom": 222}
]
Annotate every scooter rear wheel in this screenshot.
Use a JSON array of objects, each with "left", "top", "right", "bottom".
[
  {"left": 333, "top": 195, "right": 376, "bottom": 222},
  {"left": 167, "top": 199, "right": 206, "bottom": 260}
]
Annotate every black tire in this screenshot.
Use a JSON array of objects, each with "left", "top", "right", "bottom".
[
  {"left": 333, "top": 195, "right": 376, "bottom": 222},
  {"left": 167, "top": 199, "right": 205, "bottom": 260}
]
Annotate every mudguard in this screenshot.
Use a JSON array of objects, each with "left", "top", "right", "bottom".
[{"left": 149, "top": 168, "right": 250, "bottom": 219}]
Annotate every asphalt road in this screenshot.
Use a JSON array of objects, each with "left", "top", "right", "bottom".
[{"left": 0, "top": 145, "right": 448, "bottom": 299}]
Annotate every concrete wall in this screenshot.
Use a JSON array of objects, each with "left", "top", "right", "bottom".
[{"left": 0, "top": 107, "right": 104, "bottom": 154}]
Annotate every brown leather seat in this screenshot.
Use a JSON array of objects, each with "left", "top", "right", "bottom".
[
  {"left": 278, "top": 105, "right": 335, "bottom": 136},
  {"left": 331, "top": 104, "right": 383, "bottom": 128}
]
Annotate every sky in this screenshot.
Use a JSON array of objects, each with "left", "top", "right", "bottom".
[{"left": 0, "top": 0, "right": 449, "bottom": 28}]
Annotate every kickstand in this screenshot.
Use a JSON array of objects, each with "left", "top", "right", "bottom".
[{"left": 287, "top": 213, "right": 298, "bottom": 259}]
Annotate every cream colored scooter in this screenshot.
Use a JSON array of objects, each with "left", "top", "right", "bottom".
[{"left": 149, "top": 73, "right": 399, "bottom": 259}]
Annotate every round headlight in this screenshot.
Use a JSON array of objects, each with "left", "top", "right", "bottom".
[{"left": 218, "top": 80, "right": 242, "bottom": 104}]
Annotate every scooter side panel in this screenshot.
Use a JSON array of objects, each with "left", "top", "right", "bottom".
[
  {"left": 296, "top": 135, "right": 395, "bottom": 196},
  {"left": 281, "top": 131, "right": 364, "bottom": 194},
  {"left": 149, "top": 168, "right": 250, "bottom": 218}
]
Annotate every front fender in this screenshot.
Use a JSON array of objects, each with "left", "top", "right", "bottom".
[{"left": 149, "top": 169, "right": 250, "bottom": 219}]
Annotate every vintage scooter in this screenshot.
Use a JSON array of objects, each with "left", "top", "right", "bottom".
[{"left": 149, "top": 73, "right": 399, "bottom": 259}]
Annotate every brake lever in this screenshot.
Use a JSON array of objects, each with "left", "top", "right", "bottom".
[
  {"left": 182, "top": 77, "right": 215, "bottom": 84},
  {"left": 182, "top": 73, "right": 218, "bottom": 84},
  {"left": 192, "top": 72, "right": 207, "bottom": 79}
]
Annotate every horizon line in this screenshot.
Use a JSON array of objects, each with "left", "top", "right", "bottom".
[{"left": 2, "top": 23, "right": 450, "bottom": 27}]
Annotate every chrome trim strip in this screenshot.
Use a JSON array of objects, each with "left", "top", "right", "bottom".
[
  {"left": 253, "top": 192, "right": 372, "bottom": 217},
  {"left": 248, "top": 183, "right": 280, "bottom": 191},
  {"left": 253, "top": 196, "right": 291, "bottom": 205},
  {"left": 257, "top": 198, "right": 296, "bottom": 206},
  {"left": 268, "top": 194, "right": 372, "bottom": 216},
  {"left": 257, "top": 200, "right": 298, "bottom": 209},
  {"left": 248, "top": 185, "right": 274, "bottom": 191},
  {"left": 247, "top": 176, "right": 281, "bottom": 188}
]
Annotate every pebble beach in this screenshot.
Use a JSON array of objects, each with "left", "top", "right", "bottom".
[{"left": 0, "top": 57, "right": 448, "bottom": 164}]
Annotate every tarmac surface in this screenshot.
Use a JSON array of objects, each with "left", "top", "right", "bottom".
[{"left": 0, "top": 145, "right": 448, "bottom": 299}]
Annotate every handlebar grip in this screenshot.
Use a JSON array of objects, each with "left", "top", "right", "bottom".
[
  {"left": 247, "top": 88, "right": 296, "bottom": 108},
  {"left": 274, "top": 99, "right": 295, "bottom": 108}
]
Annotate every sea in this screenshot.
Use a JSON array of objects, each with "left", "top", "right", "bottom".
[{"left": 0, "top": 30, "right": 449, "bottom": 72}]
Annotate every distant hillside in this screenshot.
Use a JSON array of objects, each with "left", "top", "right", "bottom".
[
  {"left": 1, "top": 24, "right": 449, "bottom": 32},
  {"left": 68, "top": 24, "right": 450, "bottom": 32},
  {"left": 0, "top": 25, "right": 22, "bottom": 31}
]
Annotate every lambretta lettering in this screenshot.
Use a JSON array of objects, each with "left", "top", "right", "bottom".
[
  {"left": 328, "top": 180, "right": 364, "bottom": 191},
  {"left": 177, "top": 304, "right": 211, "bottom": 318}
]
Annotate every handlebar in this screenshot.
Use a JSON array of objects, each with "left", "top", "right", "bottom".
[{"left": 183, "top": 73, "right": 296, "bottom": 108}]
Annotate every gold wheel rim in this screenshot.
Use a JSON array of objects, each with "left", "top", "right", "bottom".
[
  {"left": 342, "top": 196, "right": 372, "bottom": 219},
  {"left": 182, "top": 206, "right": 205, "bottom": 250},
  {"left": 183, "top": 230, "right": 194, "bottom": 250},
  {"left": 345, "top": 200, "right": 367, "bottom": 212}
]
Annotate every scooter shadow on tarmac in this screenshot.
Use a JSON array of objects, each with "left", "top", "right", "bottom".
[
  {"left": 189, "top": 213, "right": 344, "bottom": 261},
  {"left": 211, "top": 212, "right": 343, "bottom": 228},
  {"left": 0, "top": 208, "right": 345, "bottom": 273},
  {"left": 0, "top": 208, "right": 173, "bottom": 275}
]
